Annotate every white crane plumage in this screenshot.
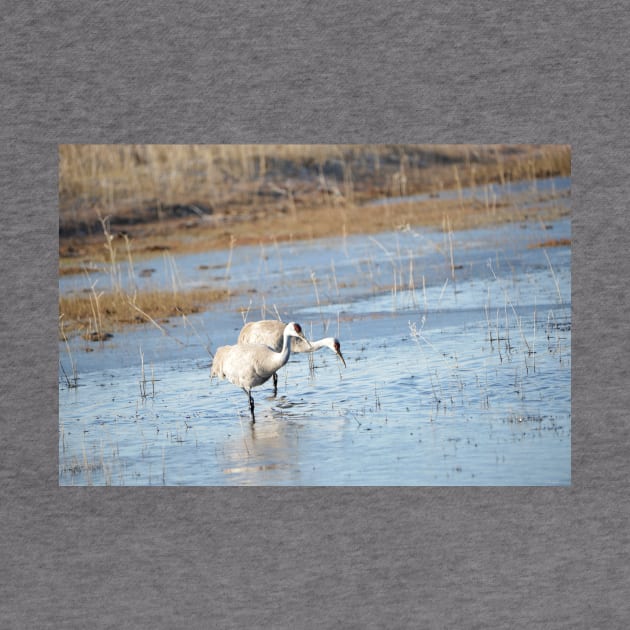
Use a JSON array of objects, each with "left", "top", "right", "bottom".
[
  {"left": 238, "top": 319, "right": 346, "bottom": 396},
  {"left": 211, "top": 322, "right": 309, "bottom": 423}
]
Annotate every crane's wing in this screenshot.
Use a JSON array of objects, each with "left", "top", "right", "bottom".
[{"left": 237, "top": 320, "right": 285, "bottom": 351}]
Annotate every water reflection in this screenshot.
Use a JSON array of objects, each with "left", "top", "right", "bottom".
[{"left": 216, "top": 404, "right": 308, "bottom": 485}]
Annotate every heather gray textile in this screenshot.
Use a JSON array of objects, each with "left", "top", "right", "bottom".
[{"left": 2, "top": 1, "right": 629, "bottom": 628}]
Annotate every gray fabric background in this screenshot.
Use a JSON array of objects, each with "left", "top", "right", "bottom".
[{"left": 2, "top": 1, "right": 628, "bottom": 628}]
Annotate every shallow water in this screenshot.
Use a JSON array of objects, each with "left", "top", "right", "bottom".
[{"left": 59, "top": 178, "right": 571, "bottom": 486}]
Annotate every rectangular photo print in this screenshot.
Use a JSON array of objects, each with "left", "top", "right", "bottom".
[{"left": 59, "top": 144, "right": 571, "bottom": 485}]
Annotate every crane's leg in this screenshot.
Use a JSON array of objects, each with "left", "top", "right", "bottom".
[
  {"left": 272, "top": 372, "right": 278, "bottom": 397},
  {"left": 244, "top": 388, "right": 256, "bottom": 423}
]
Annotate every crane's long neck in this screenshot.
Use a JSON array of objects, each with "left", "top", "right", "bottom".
[
  {"left": 270, "top": 330, "right": 293, "bottom": 370},
  {"left": 306, "top": 338, "right": 329, "bottom": 352},
  {"left": 294, "top": 337, "right": 332, "bottom": 353}
]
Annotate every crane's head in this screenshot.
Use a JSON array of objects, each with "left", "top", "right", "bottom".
[
  {"left": 331, "top": 338, "right": 346, "bottom": 367},
  {"left": 286, "top": 322, "right": 311, "bottom": 347}
]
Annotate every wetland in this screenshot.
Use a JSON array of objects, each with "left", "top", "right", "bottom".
[{"left": 59, "top": 145, "right": 571, "bottom": 485}]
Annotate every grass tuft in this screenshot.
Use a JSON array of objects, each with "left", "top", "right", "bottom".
[{"left": 60, "top": 287, "right": 228, "bottom": 336}]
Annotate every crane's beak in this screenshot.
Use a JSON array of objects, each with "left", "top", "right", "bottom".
[
  {"left": 299, "top": 331, "right": 312, "bottom": 348},
  {"left": 336, "top": 349, "right": 346, "bottom": 368}
]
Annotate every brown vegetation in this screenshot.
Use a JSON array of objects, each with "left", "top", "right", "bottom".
[
  {"left": 59, "top": 287, "right": 229, "bottom": 338},
  {"left": 527, "top": 238, "right": 572, "bottom": 249}
]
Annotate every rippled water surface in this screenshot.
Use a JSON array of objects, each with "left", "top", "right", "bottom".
[{"left": 59, "top": 178, "right": 571, "bottom": 485}]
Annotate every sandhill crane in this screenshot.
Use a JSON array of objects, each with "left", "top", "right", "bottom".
[
  {"left": 211, "top": 322, "right": 308, "bottom": 423},
  {"left": 238, "top": 319, "right": 346, "bottom": 396}
]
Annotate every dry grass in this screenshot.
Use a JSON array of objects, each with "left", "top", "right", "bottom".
[
  {"left": 59, "top": 144, "right": 570, "bottom": 243},
  {"left": 59, "top": 287, "right": 228, "bottom": 337}
]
